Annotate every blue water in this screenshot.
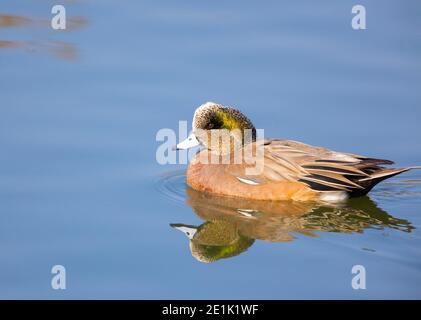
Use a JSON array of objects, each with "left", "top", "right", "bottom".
[{"left": 1, "top": 0, "right": 421, "bottom": 299}]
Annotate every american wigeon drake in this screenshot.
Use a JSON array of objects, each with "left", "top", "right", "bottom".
[{"left": 176, "top": 102, "right": 420, "bottom": 202}]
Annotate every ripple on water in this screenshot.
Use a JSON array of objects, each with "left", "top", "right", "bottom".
[
  {"left": 157, "top": 169, "right": 418, "bottom": 263},
  {"left": 371, "top": 174, "right": 421, "bottom": 203},
  {"left": 155, "top": 170, "right": 187, "bottom": 205},
  {"left": 156, "top": 171, "right": 421, "bottom": 204}
]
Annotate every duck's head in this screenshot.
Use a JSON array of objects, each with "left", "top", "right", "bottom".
[{"left": 176, "top": 102, "right": 256, "bottom": 155}]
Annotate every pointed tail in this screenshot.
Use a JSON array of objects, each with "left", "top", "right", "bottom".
[{"left": 352, "top": 166, "right": 421, "bottom": 197}]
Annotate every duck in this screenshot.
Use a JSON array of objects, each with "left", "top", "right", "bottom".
[{"left": 176, "top": 102, "right": 420, "bottom": 202}]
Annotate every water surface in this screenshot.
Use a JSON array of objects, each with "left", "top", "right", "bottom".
[{"left": 1, "top": 0, "right": 421, "bottom": 299}]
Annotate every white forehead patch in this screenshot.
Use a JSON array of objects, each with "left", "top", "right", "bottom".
[{"left": 193, "top": 101, "right": 219, "bottom": 128}]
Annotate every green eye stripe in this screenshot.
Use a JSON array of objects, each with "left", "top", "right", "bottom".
[{"left": 214, "top": 109, "right": 242, "bottom": 130}]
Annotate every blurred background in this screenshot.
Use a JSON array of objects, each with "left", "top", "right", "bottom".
[{"left": 0, "top": 0, "right": 420, "bottom": 299}]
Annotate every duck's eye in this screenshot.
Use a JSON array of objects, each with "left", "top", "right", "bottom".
[{"left": 206, "top": 123, "right": 214, "bottom": 129}]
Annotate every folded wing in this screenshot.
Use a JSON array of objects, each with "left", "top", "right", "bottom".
[{"left": 228, "top": 139, "right": 409, "bottom": 196}]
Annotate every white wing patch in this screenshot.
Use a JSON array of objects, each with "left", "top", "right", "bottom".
[{"left": 236, "top": 177, "right": 260, "bottom": 185}]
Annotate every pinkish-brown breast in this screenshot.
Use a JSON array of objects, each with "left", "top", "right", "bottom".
[{"left": 186, "top": 152, "right": 318, "bottom": 201}]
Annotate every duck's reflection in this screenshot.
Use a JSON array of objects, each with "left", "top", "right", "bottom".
[{"left": 171, "top": 188, "right": 413, "bottom": 263}]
